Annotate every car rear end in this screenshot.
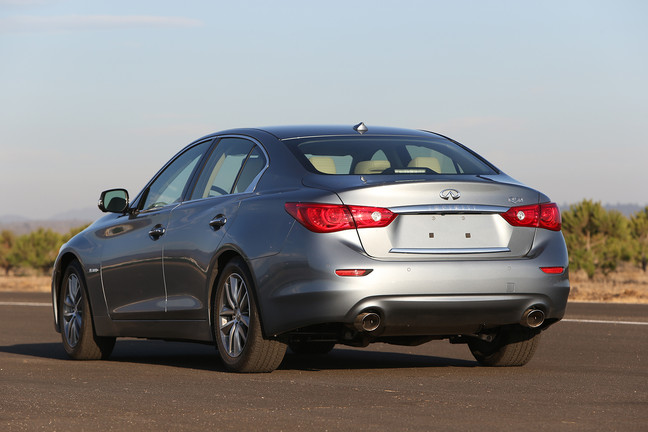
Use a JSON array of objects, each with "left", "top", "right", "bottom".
[{"left": 254, "top": 127, "right": 569, "bottom": 361}]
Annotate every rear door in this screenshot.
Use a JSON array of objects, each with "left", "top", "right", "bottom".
[{"left": 163, "top": 137, "right": 268, "bottom": 319}]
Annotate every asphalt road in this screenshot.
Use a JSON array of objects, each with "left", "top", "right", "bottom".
[{"left": 1, "top": 292, "right": 646, "bottom": 431}]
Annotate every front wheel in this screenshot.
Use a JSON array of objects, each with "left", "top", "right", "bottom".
[
  {"left": 468, "top": 325, "right": 541, "bottom": 367},
  {"left": 60, "top": 261, "right": 115, "bottom": 360},
  {"left": 214, "top": 258, "right": 286, "bottom": 372}
]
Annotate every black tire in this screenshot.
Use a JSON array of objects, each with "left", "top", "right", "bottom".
[
  {"left": 468, "top": 325, "right": 541, "bottom": 367},
  {"left": 289, "top": 341, "right": 336, "bottom": 355},
  {"left": 213, "top": 258, "right": 286, "bottom": 372},
  {"left": 59, "top": 261, "right": 115, "bottom": 360}
]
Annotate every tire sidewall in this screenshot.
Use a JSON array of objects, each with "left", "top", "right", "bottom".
[
  {"left": 213, "top": 258, "right": 262, "bottom": 370},
  {"left": 59, "top": 261, "right": 92, "bottom": 357}
]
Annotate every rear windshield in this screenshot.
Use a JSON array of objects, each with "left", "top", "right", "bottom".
[{"left": 284, "top": 136, "right": 498, "bottom": 176}]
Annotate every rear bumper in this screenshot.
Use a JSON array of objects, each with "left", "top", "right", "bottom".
[
  {"left": 346, "top": 292, "right": 568, "bottom": 337},
  {"left": 251, "top": 227, "right": 570, "bottom": 337}
]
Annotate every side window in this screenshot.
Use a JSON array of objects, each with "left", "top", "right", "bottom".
[
  {"left": 141, "top": 141, "right": 210, "bottom": 211},
  {"left": 191, "top": 138, "right": 261, "bottom": 200},
  {"left": 233, "top": 147, "right": 267, "bottom": 193}
]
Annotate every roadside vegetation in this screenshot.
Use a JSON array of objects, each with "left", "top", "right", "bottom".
[
  {"left": 0, "top": 224, "right": 89, "bottom": 276},
  {"left": 1, "top": 201, "right": 648, "bottom": 301}
]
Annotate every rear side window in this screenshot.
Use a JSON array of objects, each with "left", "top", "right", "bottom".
[
  {"left": 190, "top": 138, "right": 266, "bottom": 199},
  {"left": 285, "top": 136, "right": 497, "bottom": 176}
]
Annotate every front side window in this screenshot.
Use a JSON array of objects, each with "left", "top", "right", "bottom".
[
  {"left": 285, "top": 136, "right": 497, "bottom": 176},
  {"left": 141, "top": 141, "right": 211, "bottom": 211},
  {"left": 191, "top": 138, "right": 266, "bottom": 200}
]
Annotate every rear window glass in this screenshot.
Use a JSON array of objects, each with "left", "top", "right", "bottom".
[{"left": 285, "top": 136, "right": 497, "bottom": 175}]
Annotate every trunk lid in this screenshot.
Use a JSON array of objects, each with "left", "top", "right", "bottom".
[{"left": 303, "top": 174, "right": 543, "bottom": 260}]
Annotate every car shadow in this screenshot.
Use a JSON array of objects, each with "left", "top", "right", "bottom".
[{"left": 0, "top": 340, "right": 478, "bottom": 371}]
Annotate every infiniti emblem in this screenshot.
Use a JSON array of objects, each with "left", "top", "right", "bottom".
[{"left": 440, "top": 189, "right": 461, "bottom": 200}]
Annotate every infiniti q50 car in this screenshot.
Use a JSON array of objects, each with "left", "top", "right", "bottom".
[{"left": 52, "top": 123, "right": 569, "bottom": 372}]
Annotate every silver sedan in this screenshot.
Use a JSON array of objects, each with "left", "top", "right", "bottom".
[{"left": 52, "top": 123, "right": 569, "bottom": 372}]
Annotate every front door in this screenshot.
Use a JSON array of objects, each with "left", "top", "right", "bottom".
[{"left": 100, "top": 140, "right": 212, "bottom": 319}]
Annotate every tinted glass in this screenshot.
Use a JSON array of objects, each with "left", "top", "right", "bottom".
[
  {"left": 191, "top": 138, "right": 256, "bottom": 199},
  {"left": 285, "top": 136, "right": 497, "bottom": 175},
  {"left": 142, "top": 141, "right": 210, "bottom": 210},
  {"left": 233, "top": 147, "right": 266, "bottom": 193}
]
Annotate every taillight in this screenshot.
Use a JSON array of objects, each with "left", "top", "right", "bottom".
[
  {"left": 500, "top": 203, "right": 561, "bottom": 231},
  {"left": 285, "top": 203, "right": 397, "bottom": 233}
]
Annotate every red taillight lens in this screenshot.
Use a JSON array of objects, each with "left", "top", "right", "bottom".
[
  {"left": 285, "top": 203, "right": 354, "bottom": 233},
  {"left": 540, "top": 266, "right": 565, "bottom": 274},
  {"left": 539, "top": 203, "right": 562, "bottom": 231},
  {"left": 348, "top": 206, "right": 397, "bottom": 229},
  {"left": 285, "top": 203, "right": 397, "bottom": 233},
  {"left": 500, "top": 203, "right": 561, "bottom": 231},
  {"left": 335, "top": 269, "right": 373, "bottom": 277}
]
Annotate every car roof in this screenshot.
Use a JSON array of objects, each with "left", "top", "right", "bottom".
[
  {"left": 190, "top": 124, "right": 451, "bottom": 151},
  {"left": 250, "top": 124, "right": 439, "bottom": 140}
]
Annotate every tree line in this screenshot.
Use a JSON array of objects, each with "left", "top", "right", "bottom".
[
  {"left": 0, "top": 225, "right": 88, "bottom": 276},
  {"left": 563, "top": 200, "right": 647, "bottom": 277},
  {"left": 0, "top": 199, "right": 647, "bottom": 278}
]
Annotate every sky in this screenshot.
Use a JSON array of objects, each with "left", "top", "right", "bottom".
[{"left": 1, "top": 0, "right": 647, "bottom": 220}]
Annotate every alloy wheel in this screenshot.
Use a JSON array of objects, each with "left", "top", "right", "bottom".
[
  {"left": 62, "top": 273, "right": 83, "bottom": 348},
  {"left": 218, "top": 273, "right": 250, "bottom": 357}
]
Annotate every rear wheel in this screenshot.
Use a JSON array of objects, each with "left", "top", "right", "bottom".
[
  {"left": 468, "top": 325, "right": 541, "bottom": 367},
  {"left": 60, "top": 261, "right": 115, "bottom": 360},
  {"left": 214, "top": 258, "right": 286, "bottom": 372}
]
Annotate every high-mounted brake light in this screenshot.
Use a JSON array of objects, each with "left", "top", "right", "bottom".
[
  {"left": 500, "top": 203, "right": 561, "bottom": 231},
  {"left": 285, "top": 203, "right": 397, "bottom": 233}
]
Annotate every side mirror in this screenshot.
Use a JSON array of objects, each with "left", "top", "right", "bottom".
[{"left": 98, "top": 189, "right": 129, "bottom": 213}]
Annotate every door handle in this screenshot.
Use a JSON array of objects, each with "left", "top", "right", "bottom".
[
  {"left": 148, "top": 225, "right": 166, "bottom": 240},
  {"left": 209, "top": 215, "right": 227, "bottom": 231}
]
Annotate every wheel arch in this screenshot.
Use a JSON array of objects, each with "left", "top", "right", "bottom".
[
  {"left": 52, "top": 252, "right": 101, "bottom": 335},
  {"left": 208, "top": 245, "right": 271, "bottom": 339},
  {"left": 52, "top": 251, "right": 83, "bottom": 332}
]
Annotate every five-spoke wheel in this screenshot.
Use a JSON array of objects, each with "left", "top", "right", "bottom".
[
  {"left": 59, "top": 261, "right": 115, "bottom": 360},
  {"left": 214, "top": 258, "right": 286, "bottom": 372}
]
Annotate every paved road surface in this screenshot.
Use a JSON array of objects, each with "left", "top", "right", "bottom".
[{"left": 1, "top": 292, "right": 646, "bottom": 431}]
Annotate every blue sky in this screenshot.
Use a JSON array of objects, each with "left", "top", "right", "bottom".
[{"left": 1, "top": 0, "right": 646, "bottom": 219}]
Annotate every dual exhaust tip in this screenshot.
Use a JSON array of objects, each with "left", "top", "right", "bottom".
[{"left": 354, "top": 309, "right": 544, "bottom": 333}]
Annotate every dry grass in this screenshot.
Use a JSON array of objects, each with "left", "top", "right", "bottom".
[
  {"left": 2, "top": 265, "right": 648, "bottom": 303},
  {"left": 0, "top": 275, "right": 51, "bottom": 292},
  {"left": 569, "top": 263, "right": 648, "bottom": 303}
]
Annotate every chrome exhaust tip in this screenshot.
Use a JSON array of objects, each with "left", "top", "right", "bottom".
[
  {"left": 521, "top": 309, "right": 545, "bottom": 328},
  {"left": 354, "top": 312, "right": 381, "bottom": 332}
]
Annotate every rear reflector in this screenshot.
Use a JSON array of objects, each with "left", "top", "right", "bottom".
[
  {"left": 500, "top": 203, "right": 562, "bottom": 231},
  {"left": 335, "top": 269, "right": 373, "bottom": 277},
  {"left": 540, "top": 267, "right": 565, "bottom": 274},
  {"left": 285, "top": 203, "right": 397, "bottom": 233}
]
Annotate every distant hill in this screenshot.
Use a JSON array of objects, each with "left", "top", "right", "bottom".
[
  {"left": 0, "top": 207, "right": 99, "bottom": 235},
  {"left": 559, "top": 203, "right": 644, "bottom": 218},
  {"left": 604, "top": 203, "right": 645, "bottom": 217}
]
